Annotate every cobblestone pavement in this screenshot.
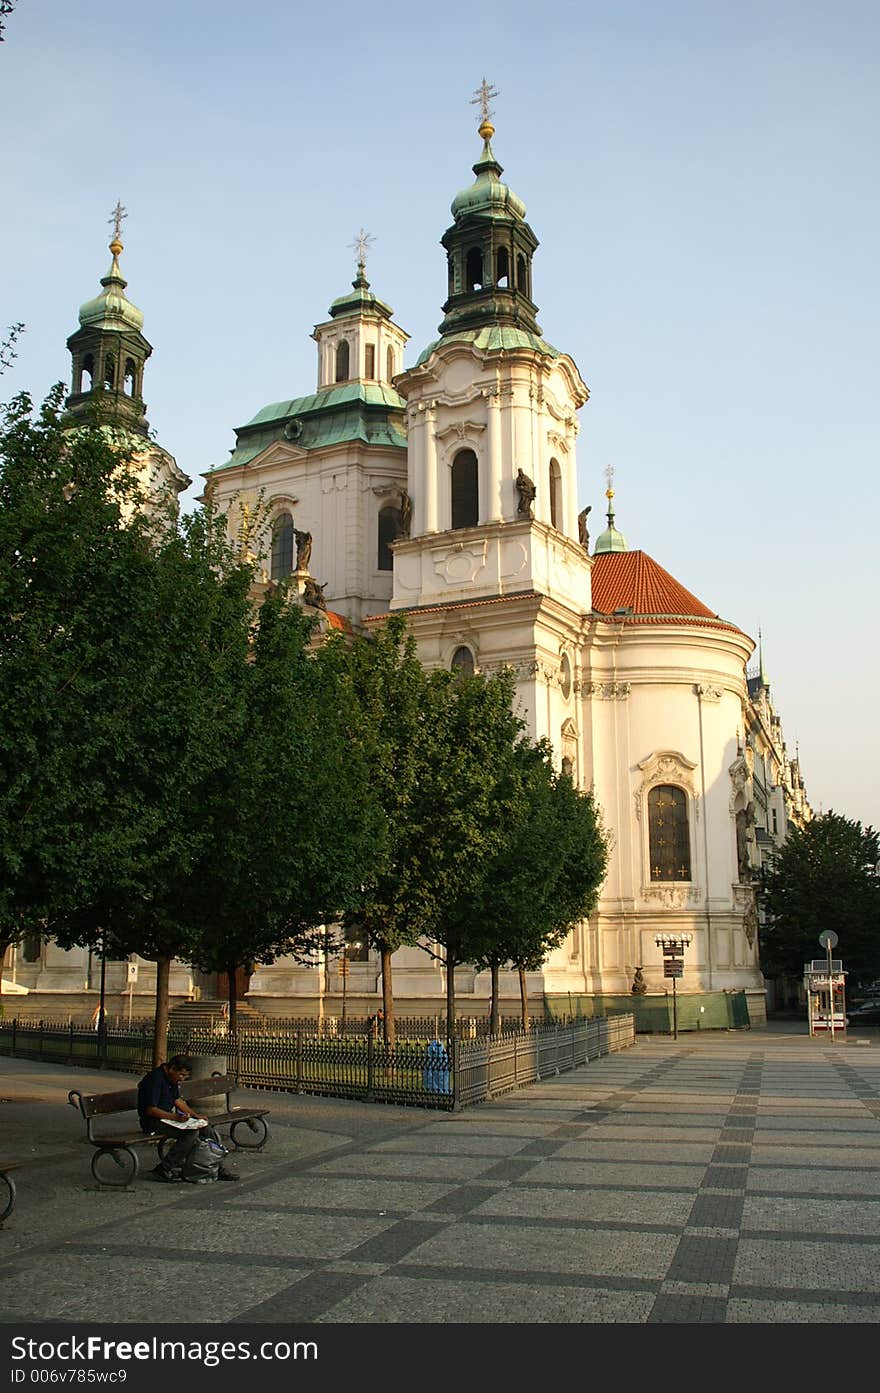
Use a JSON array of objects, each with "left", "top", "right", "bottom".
[{"left": 1, "top": 1028, "right": 879, "bottom": 1325}]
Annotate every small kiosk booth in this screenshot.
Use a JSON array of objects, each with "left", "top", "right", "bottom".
[{"left": 804, "top": 958, "right": 848, "bottom": 1039}]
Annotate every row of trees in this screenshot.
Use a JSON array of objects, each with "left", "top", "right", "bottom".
[{"left": 0, "top": 391, "right": 609, "bottom": 1058}]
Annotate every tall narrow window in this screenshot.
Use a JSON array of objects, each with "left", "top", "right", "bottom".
[
  {"left": 82, "top": 354, "right": 94, "bottom": 392},
  {"left": 270, "top": 511, "right": 294, "bottom": 580},
  {"left": 451, "top": 646, "right": 475, "bottom": 677},
  {"left": 549, "top": 458, "right": 563, "bottom": 529},
  {"left": 466, "top": 247, "right": 483, "bottom": 292},
  {"left": 377, "top": 505, "right": 401, "bottom": 571},
  {"left": 648, "top": 786, "right": 691, "bottom": 881},
  {"left": 451, "top": 449, "right": 479, "bottom": 529},
  {"left": 496, "top": 246, "right": 510, "bottom": 287},
  {"left": 365, "top": 344, "right": 376, "bottom": 378},
  {"left": 335, "top": 341, "right": 350, "bottom": 382},
  {"left": 386, "top": 346, "right": 395, "bottom": 382},
  {"left": 124, "top": 358, "right": 137, "bottom": 396},
  {"left": 516, "top": 254, "right": 527, "bottom": 295},
  {"left": 103, "top": 354, "right": 115, "bottom": 389}
]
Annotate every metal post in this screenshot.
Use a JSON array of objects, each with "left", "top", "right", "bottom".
[
  {"left": 828, "top": 939, "right": 835, "bottom": 1044},
  {"left": 672, "top": 975, "right": 678, "bottom": 1041},
  {"left": 97, "top": 935, "right": 107, "bottom": 1067}
]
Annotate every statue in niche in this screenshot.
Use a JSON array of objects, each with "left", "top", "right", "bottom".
[
  {"left": 516, "top": 469, "right": 536, "bottom": 519},
  {"left": 578, "top": 505, "right": 592, "bottom": 550},
  {"left": 631, "top": 967, "right": 648, "bottom": 995},
  {"left": 302, "top": 577, "right": 327, "bottom": 610},
  {"left": 735, "top": 807, "right": 753, "bottom": 882},
  {"left": 398, "top": 491, "right": 412, "bottom": 538},
  {"left": 294, "top": 528, "right": 312, "bottom": 573}
]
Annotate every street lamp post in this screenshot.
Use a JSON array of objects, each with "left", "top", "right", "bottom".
[
  {"left": 340, "top": 941, "right": 362, "bottom": 1034},
  {"left": 655, "top": 935, "right": 693, "bottom": 1040}
]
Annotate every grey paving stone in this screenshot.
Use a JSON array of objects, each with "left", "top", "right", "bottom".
[
  {"left": 733, "top": 1238, "right": 880, "bottom": 1291},
  {"left": 747, "top": 1167, "right": 880, "bottom": 1196},
  {"left": 648, "top": 1292, "right": 728, "bottom": 1322},
  {"left": 666, "top": 1234, "right": 737, "bottom": 1284},
  {"left": 702, "top": 1166, "right": 748, "bottom": 1188},
  {"left": 401, "top": 1219, "right": 679, "bottom": 1279},
  {"left": 742, "top": 1195, "right": 880, "bottom": 1237},
  {"left": 688, "top": 1193, "right": 745, "bottom": 1229},
  {"left": 234, "top": 1270, "right": 372, "bottom": 1323},
  {"left": 470, "top": 1185, "right": 694, "bottom": 1227},
  {"left": 312, "top": 1274, "right": 657, "bottom": 1323}
]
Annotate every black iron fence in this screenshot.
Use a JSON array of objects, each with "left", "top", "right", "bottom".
[{"left": 0, "top": 1013, "right": 635, "bottom": 1110}]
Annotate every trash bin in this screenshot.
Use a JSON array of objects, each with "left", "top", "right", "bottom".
[
  {"left": 186, "top": 1054, "right": 227, "bottom": 1117},
  {"left": 422, "top": 1039, "right": 451, "bottom": 1094}
]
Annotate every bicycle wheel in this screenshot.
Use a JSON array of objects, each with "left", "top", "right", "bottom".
[
  {"left": 91, "top": 1146, "right": 138, "bottom": 1187},
  {"left": 0, "top": 1172, "right": 16, "bottom": 1224},
  {"left": 229, "top": 1116, "right": 267, "bottom": 1150}
]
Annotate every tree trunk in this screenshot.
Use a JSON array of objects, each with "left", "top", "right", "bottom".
[
  {"left": 518, "top": 964, "right": 529, "bottom": 1032},
  {"left": 0, "top": 934, "right": 11, "bottom": 1010},
  {"left": 153, "top": 955, "right": 171, "bottom": 1066},
  {"left": 489, "top": 962, "right": 500, "bottom": 1036},
  {"left": 445, "top": 952, "right": 456, "bottom": 1041},
  {"left": 380, "top": 944, "right": 395, "bottom": 1047},
  {"left": 227, "top": 963, "right": 240, "bottom": 1081}
]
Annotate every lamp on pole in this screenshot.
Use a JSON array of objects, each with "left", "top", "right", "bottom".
[
  {"left": 340, "top": 940, "right": 362, "bottom": 1034},
  {"left": 655, "top": 934, "right": 692, "bottom": 1041}
]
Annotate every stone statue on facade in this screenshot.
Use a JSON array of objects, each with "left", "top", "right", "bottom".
[
  {"left": 631, "top": 967, "right": 648, "bottom": 995},
  {"left": 302, "top": 577, "right": 327, "bottom": 610},
  {"left": 399, "top": 490, "right": 413, "bottom": 538},
  {"left": 294, "top": 528, "right": 312, "bottom": 573},
  {"left": 516, "top": 469, "right": 536, "bottom": 519},
  {"left": 578, "top": 505, "right": 592, "bottom": 550}
]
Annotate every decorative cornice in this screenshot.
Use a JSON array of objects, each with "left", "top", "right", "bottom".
[
  {"left": 634, "top": 751, "right": 699, "bottom": 822},
  {"left": 641, "top": 884, "right": 702, "bottom": 909},
  {"left": 586, "top": 681, "right": 630, "bottom": 700},
  {"left": 435, "top": 419, "right": 486, "bottom": 443}
]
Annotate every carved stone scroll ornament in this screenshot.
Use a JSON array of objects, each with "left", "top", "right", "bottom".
[
  {"left": 634, "top": 751, "right": 698, "bottom": 822},
  {"left": 586, "top": 681, "right": 631, "bottom": 700},
  {"left": 641, "top": 885, "right": 702, "bottom": 909}
]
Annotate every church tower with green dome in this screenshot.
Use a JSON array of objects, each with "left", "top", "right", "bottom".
[
  {"left": 387, "top": 86, "right": 593, "bottom": 747},
  {"left": 64, "top": 206, "right": 189, "bottom": 507}
]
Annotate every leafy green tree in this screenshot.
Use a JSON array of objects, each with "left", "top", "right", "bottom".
[
  {"left": 342, "top": 616, "right": 441, "bottom": 1045},
  {"left": 470, "top": 748, "right": 609, "bottom": 1032},
  {"left": 415, "top": 667, "right": 527, "bottom": 1038},
  {"left": 183, "top": 587, "right": 382, "bottom": 1041},
  {"left": 0, "top": 388, "right": 155, "bottom": 1008},
  {"left": 52, "top": 493, "right": 258, "bottom": 1061},
  {"left": 761, "top": 812, "right": 880, "bottom": 989}
]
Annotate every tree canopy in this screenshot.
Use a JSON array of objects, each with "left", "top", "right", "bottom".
[{"left": 761, "top": 812, "right": 880, "bottom": 988}]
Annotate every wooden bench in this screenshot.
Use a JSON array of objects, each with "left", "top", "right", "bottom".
[
  {"left": 0, "top": 1163, "right": 20, "bottom": 1226},
  {"left": 67, "top": 1073, "right": 270, "bottom": 1187}
]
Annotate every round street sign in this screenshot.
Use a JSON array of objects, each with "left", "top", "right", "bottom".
[{"left": 818, "top": 930, "right": 839, "bottom": 949}]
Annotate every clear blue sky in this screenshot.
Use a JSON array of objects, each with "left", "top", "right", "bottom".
[{"left": 2, "top": 0, "right": 877, "bottom": 828}]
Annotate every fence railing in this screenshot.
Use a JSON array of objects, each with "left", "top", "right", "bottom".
[{"left": 0, "top": 1013, "right": 636, "bottom": 1111}]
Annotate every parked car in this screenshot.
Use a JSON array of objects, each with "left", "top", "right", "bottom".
[{"left": 847, "top": 999, "right": 880, "bottom": 1024}]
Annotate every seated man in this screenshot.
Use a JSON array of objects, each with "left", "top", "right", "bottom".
[{"left": 137, "top": 1054, "right": 238, "bottom": 1182}]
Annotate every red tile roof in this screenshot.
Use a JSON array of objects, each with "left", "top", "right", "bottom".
[{"left": 591, "top": 550, "right": 742, "bottom": 633}]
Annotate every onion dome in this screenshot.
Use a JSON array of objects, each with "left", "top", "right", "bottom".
[
  {"left": 77, "top": 236, "right": 145, "bottom": 334},
  {"left": 593, "top": 482, "right": 628, "bottom": 554},
  {"left": 450, "top": 120, "right": 527, "bottom": 223}
]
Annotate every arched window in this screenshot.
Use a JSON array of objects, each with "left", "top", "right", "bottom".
[
  {"left": 466, "top": 247, "right": 483, "bottom": 292},
  {"left": 82, "top": 354, "right": 94, "bottom": 392},
  {"left": 451, "top": 449, "right": 479, "bottom": 529},
  {"left": 648, "top": 786, "right": 691, "bottom": 881},
  {"left": 103, "top": 354, "right": 115, "bottom": 389},
  {"left": 516, "top": 254, "right": 527, "bottom": 295},
  {"left": 447, "top": 257, "right": 455, "bottom": 298},
  {"left": 21, "top": 930, "right": 42, "bottom": 963},
  {"left": 335, "top": 341, "right": 350, "bottom": 382},
  {"left": 451, "top": 646, "right": 475, "bottom": 677},
  {"left": 386, "top": 346, "right": 395, "bottom": 382},
  {"left": 270, "top": 511, "right": 294, "bottom": 580},
  {"left": 496, "top": 246, "right": 510, "bottom": 288},
  {"left": 124, "top": 358, "right": 137, "bottom": 396},
  {"left": 549, "top": 458, "right": 563, "bottom": 529},
  {"left": 377, "top": 505, "right": 401, "bottom": 571}
]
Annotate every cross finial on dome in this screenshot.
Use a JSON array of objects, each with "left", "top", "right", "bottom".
[
  {"left": 471, "top": 77, "right": 499, "bottom": 139},
  {"left": 349, "top": 227, "right": 375, "bottom": 271},
  {"left": 108, "top": 200, "right": 127, "bottom": 255}
]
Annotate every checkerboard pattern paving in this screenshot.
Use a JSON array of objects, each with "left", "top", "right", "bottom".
[{"left": 2, "top": 1035, "right": 879, "bottom": 1323}]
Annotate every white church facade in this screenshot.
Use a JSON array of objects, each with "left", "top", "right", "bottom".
[{"left": 4, "top": 110, "right": 812, "bottom": 1026}]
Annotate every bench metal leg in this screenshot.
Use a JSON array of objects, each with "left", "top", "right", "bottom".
[
  {"left": 229, "top": 1117, "right": 268, "bottom": 1151},
  {"left": 0, "top": 1172, "right": 16, "bottom": 1225},
  {"left": 91, "top": 1146, "right": 139, "bottom": 1187}
]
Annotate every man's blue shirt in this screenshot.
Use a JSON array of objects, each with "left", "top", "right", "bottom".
[{"left": 137, "top": 1065, "right": 181, "bottom": 1133}]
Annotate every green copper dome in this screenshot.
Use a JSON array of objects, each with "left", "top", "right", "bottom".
[
  {"left": 329, "top": 265, "right": 394, "bottom": 321},
  {"left": 78, "top": 246, "right": 145, "bottom": 334},
  {"left": 593, "top": 493, "right": 628, "bottom": 554},
  {"left": 450, "top": 137, "right": 527, "bottom": 223}
]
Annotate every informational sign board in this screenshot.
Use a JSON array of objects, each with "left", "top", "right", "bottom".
[
  {"left": 663, "top": 960, "right": 684, "bottom": 978},
  {"left": 126, "top": 962, "right": 138, "bottom": 984}
]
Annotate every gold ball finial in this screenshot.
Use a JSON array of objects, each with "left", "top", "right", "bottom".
[
  {"left": 478, "top": 119, "right": 495, "bottom": 141},
  {"left": 109, "top": 238, "right": 124, "bottom": 257}
]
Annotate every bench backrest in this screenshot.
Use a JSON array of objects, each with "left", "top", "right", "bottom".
[{"left": 68, "top": 1073, "right": 235, "bottom": 1121}]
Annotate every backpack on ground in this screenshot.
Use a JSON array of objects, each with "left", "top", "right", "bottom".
[{"left": 180, "top": 1128, "right": 227, "bottom": 1184}]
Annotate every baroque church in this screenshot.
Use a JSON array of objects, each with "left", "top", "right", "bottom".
[{"left": 4, "top": 107, "right": 811, "bottom": 1026}]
